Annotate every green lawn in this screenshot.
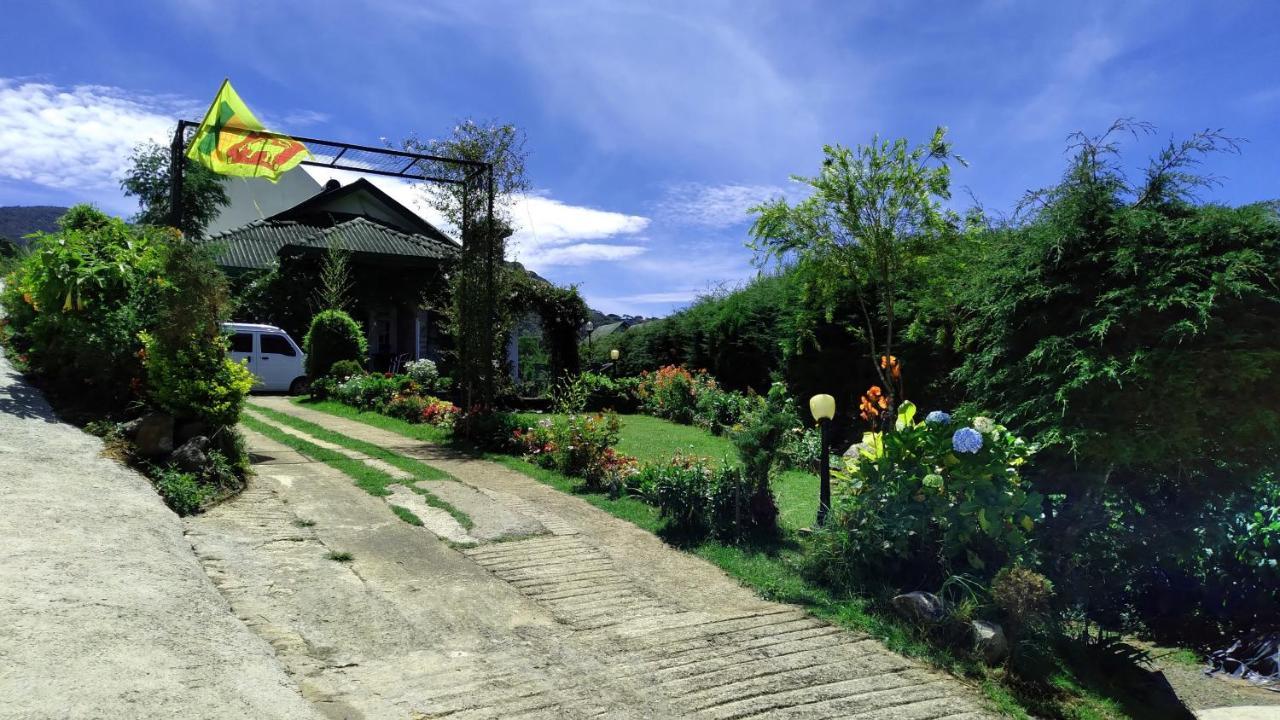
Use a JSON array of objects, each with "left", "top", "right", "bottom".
[{"left": 517, "top": 412, "right": 820, "bottom": 532}]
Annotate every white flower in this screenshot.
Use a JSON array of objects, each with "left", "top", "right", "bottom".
[{"left": 973, "top": 416, "right": 996, "bottom": 434}]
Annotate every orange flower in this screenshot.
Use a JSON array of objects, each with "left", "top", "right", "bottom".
[
  {"left": 880, "top": 355, "right": 902, "bottom": 381},
  {"left": 859, "top": 385, "right": 888, "bottom": 421}
]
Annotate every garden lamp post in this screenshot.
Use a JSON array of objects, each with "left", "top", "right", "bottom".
[
  {"left": 809, "top": 393, "right": 836, "bottom": 527},
  {"left": 609, "top": 348, "right": 620, "bottom": 378}
]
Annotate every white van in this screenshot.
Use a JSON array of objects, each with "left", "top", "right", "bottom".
[{"left": 222, "top": 323, "right": 308, "bottom": 394}]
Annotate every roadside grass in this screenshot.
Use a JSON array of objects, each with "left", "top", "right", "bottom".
[
  {"left": 298, "top": 399, "right": 453, "bottom": 444},
  {"left": 247, "top": 404, "right": 450, "bottom": 480},
  {"left": 240, "top": 414, "right": 472, "bottom": 530},
  {"left": 297, "top": 401, "right": 1138, "bottom": 719},
  {"left": 390, "top": 505, "right": 424, "bottom": 526}
]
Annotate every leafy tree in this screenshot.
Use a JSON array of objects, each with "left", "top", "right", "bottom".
[
  {"left": 120, "top": 141, "right": 229, "bottom": 238},
  {"left": 750, "top": 128, "right": 963, "bottom": 428},
  {"left": 402, "top": 120, "right": 529, "bottom": 409},
  {"left": 954, "top": 121, "right": 1275, "bottom": 479},
  {"left": 951, "top": 121, "right": 1280, "bottom": 640},
  {"left": 315, "top": 241, "right": 353, "bottom": 311}
]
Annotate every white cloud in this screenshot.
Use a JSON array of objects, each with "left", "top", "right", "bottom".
[
  {"left": 507, "top": 194, "right": 650, "bottom": 270},
  {"left": 278, "top": 109, "right": 331, "bottom": 128},
  {"left": 600, "top": 290, "right": 701, "bottom": 305},
  {"left": 532, "top": 243, "right": 647, "bottom": 267},
  {"left": 0, "top": 79, "right": 186, "bottom": 191},
  {"left": 0, "top": 78, "right": 334, "bottom": 201},
  {"left": 656, "top": 182, "right": 795, "bottom": 228}
]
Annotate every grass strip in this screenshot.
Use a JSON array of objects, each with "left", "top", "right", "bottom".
[
  {"left": 241, "top": 414, "right": 472, "bottom": 530},
  {"left": 248, "top": 404, "right": 451, "bottom": 480},
  {"left": 295, "top": 399, "right": 452, "bottom": 444},
  {"left": 390, "top": 505, "right": 423, "bottom": 526}
]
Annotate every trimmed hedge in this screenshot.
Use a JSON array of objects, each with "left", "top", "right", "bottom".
[{"left": 304, "top": 309, "right": 367, "bottom": 379}]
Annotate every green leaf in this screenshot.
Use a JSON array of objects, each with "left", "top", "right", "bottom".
[{"left": 896, "top": 400, "right": 917, "bottom": 429}]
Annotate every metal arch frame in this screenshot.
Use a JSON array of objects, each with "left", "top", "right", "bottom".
[
  {"left": 167, "top": 120, "right": 493, "bottom": 229},
  {"left": 168, "top": 119, "right": 498, "bottom": 405}
]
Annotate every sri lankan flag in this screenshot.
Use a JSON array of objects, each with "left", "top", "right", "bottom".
[{"left": 187, "top": 79, "right": 309, "bottom": 182}]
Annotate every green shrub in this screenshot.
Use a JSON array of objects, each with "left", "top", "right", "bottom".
[
  {"left": 693, "top": 384, "right": 762, "bottom": 435},
  {"left": 727, "top": 382, "right": 794, "bottom": 534},
  {"left": 384, "top": 393, "right": 429, "bottom": 423},
  {"left": 332, "top": 373, "right": 399, "bottom": 411},
  {"left": 512, "top": 413, "right": 637, "bottom": 490},
  {"left": 577, "top": 372, "right": 640, "bottom": 412},
  {"left": 421, "top": 396, "right": 460, "bottom": 429},
  {"left": 992, "top": 565, "right": 1055, "bottom": 627},
  {"left": 807, "top": 402, "right": 1040, "bottom": 589},
  {"left": 454, "top": 409, "right": 523, "bottom": 451},
  {"left": 328, "top": 359, "right": 364, "bottom": 379},
  {"left": 0, "top": 206, "right": 164, "bottom": 410},
  {"left": 140, "top": 332, "right": 254, "bottom": 427},
  {"left": 637, "top": 365, "right": 704, "bottom": 424},
  {"left": 641, "top": 454, "right": 756, "bottom": 540},
  {"left": 304, "top": 309, "right": 367, "bottom": 379},
  {"left": 153, "top": 466, "right": 208, "bottom": 516},
  {"left": 780, "top": 425, "right": 823, "bottom": 471}
]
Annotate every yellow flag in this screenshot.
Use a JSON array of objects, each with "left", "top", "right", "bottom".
[{"left": 186, "top": 79, "right": 309, "bottom": 182}]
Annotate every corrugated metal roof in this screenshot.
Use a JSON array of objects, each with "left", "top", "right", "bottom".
[{"left": 200, "top": 217, "right": 460, "bottom": 270}]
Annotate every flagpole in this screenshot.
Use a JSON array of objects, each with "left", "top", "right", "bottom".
[{"left": 169, "top": 121, "right": 186, "bottom": 232}]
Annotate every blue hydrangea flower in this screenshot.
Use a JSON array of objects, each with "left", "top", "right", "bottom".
[
  {"left": 952, "top": 427, "right": 983, "bottom": 454},
  {"left": 925, "top": 410, "right": 951, "bottom": 425}
]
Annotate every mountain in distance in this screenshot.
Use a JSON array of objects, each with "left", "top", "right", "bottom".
[{"left": 0, "top": 206, "right": 67, "bottom": 246}]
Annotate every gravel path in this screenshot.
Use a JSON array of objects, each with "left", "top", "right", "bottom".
[
  {"left": 231, "top": 396, "right": 999, "bottom": 719},
  {"left": 0, "top": 354, "right": 319, "bottom": 719}
]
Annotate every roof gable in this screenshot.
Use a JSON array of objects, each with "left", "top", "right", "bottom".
[{"left": 269, "top": 178, "right": 456, "bottom": 246}]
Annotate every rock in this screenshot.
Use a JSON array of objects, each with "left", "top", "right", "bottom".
[
  {"left": 892, "top": 591, "right": 946, "bottom": 625},
  {"left": 171, "top": 436, "right": 210, "bottom": 472},
  {"left": 971, "top": 620, "right": 1009, "bottom": 665},
  {"left": 130, "top": 412, "right": 174, "bottom": 457},
  {"left": 842, "top": 442, "right": 868, "bottom": 458},
  {"left": 175, "top": 420, "right": 210, "bottom": 446}
]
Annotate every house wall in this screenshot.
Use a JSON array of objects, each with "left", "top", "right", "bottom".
[{"left": 205, "top": 170, "right": 322, "bottom": 235}]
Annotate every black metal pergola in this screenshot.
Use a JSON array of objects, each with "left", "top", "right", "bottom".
[
  {"left": 167, "top": 120, "right": 498, "bottom": 404},
  {"left": 167, "top": 119, "right": 494, "bottom": 244}
]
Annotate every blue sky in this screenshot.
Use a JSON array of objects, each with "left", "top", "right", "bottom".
[{"left": 1, "top": 1, "right": 1277, "bottom": 315}]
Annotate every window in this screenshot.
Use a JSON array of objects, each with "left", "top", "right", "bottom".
[
  {"left": 260, "top": 334, "right": 296, "bottom": 356},
  {"left": 229, "top": 333, "right": 253, "bottom": 353}
]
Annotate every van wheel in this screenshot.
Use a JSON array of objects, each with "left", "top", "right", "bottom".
[{"left": 288, "top": 377, "right": 310, "bottom": 396}]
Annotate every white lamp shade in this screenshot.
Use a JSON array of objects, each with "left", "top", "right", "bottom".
[
  {"left": 809, "top": 393, "right": 836, "bottom": 422},
  {"left": 610, "top": 349, "right": 620, "bottom": 360}
]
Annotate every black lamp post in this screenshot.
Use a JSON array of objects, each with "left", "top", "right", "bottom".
[
  {"left": 809, "top": 393, "right": 835, "bottom": 527},
  {"left": 609, "top": 348, "right": 620, "bottom": 378}
]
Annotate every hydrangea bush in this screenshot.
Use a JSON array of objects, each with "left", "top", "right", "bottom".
[
  {"left": 403, "top": 358, "right": 442, "bottom": 392},
  {"left": 807, "top": 401, "right": 1041, "bottom": 588}
]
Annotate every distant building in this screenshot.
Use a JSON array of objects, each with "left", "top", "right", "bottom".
[{"left": 200, "top": 176, "right": 459, "bottom": 370}]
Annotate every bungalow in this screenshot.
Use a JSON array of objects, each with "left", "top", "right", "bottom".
[{"left": 200, "top": 177, "right": 460, "bottom": 371}]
